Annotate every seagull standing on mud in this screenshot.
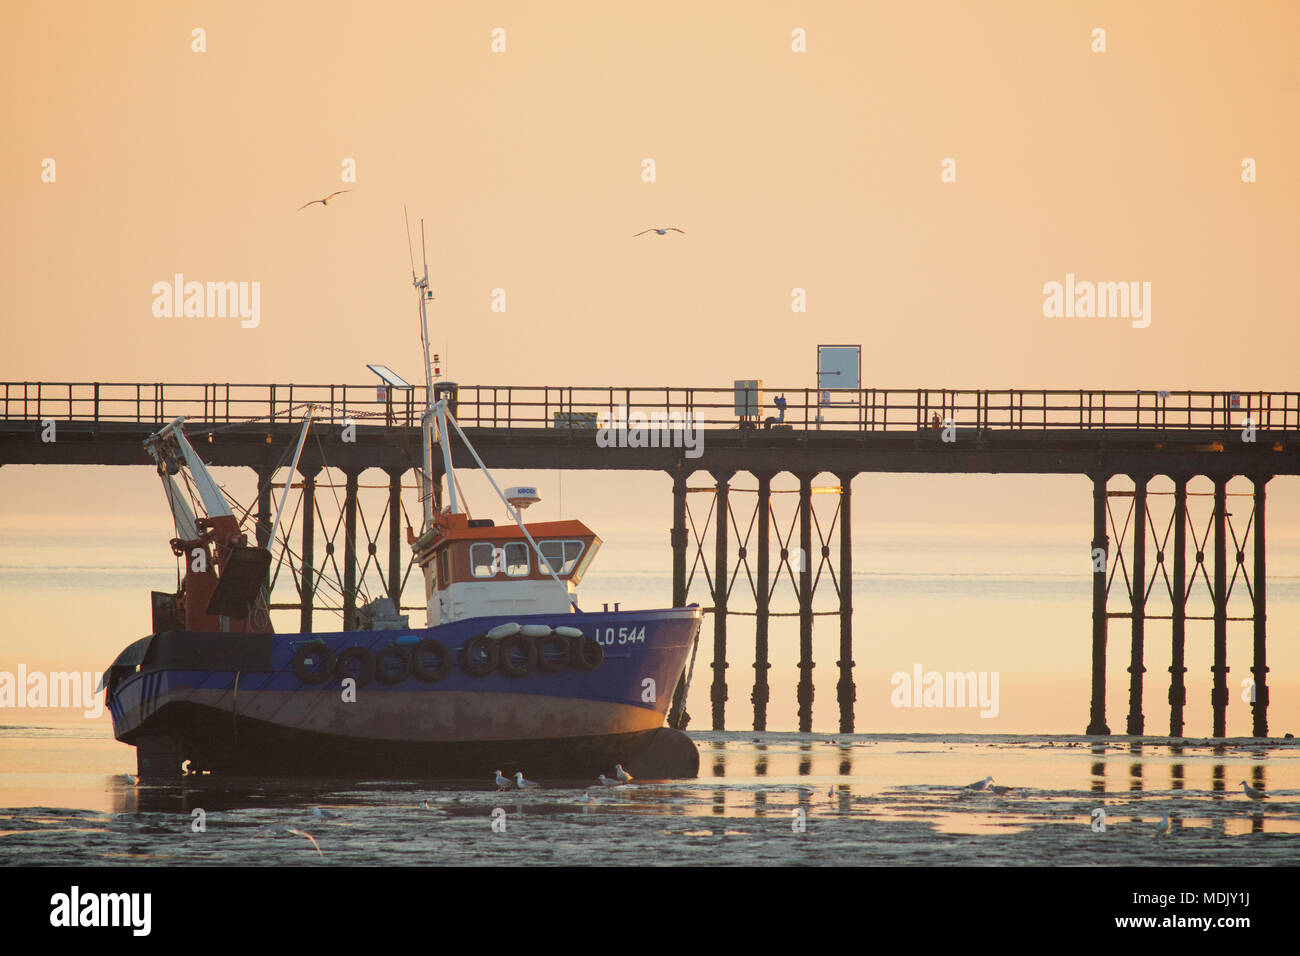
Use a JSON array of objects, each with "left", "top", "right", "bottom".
[
  {"left": 297, "top": 188, "right": 353, "bottom": 211},
  {"left": 634, "top": 227, "right": 684, "bottom": 237},
  {"left": 494, "top": 770, "right": 512, "bottom": 791},
  {"left": 965, "top": 776, "right": 994, "bottom": 791},
  {"left": 1154, "top": 813, "right": 1171, "bottom": 837},
  {"left": 1240, "top": 780, "right": 1267, "bottom": 801},
  {"left": 615, "top": 764, "right": 633, "bottom": 783},
  {"left": 515, "top": 771, "right": 540, "bottom": 790},
  {"left": 597, "top": 773, "right": 622, "bottom": 787}
]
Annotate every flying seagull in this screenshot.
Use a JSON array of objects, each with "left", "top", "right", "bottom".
[
  {"left": 515, "top": 771, "right": 540, "bottom": 790},
  {"left": 634, "top": 227, "right": 685, "bottom": 237},
  {"left": 965, "top": 775, "right": 994, "bottom": 791},
  {"left": 615, "top": 764, "right": 633, "bottom": 783},
  {"left": 494, "top": 770, "right": 512, "bottom": 792},
  {"left": 1154, "top": 812, "right": 1171, "bottom": 837},
  {"left": 261, "top": 824, "right": 323, "bottom": 857},
  {"left": 1240, "top": 780, "right": 1267, "bottom": 800},
  {"left": 297, "top": 188, "right": 354, "bottom": 211}
]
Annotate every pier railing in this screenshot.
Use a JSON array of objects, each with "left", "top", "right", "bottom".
[{"left": 3, "top": 382, "right": 1298, "bottom": 434}]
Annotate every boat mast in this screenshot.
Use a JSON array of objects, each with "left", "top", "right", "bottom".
[{"left": 408, "top": 208, "right": 446, "bottom": 530}]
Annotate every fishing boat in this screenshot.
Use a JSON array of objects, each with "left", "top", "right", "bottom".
[{"left": 99, "top": 226, "right": 702, "bottom": 781}]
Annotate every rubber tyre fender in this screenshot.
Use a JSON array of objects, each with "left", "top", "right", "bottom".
[
  {"left": 498, "top": 633, "right": 538, "bottom": 678},
  {"left": 535, "top": 633, "right": 570, "bottom": 674},
  {"left": 292, "top": 642, "right": 335, "bottom": 685},
  {"left": 411, "top": 638, "right": 452, "bottom": 682},
  {"left": 334, "top": 646, "right": 376, "bottom": 686},
  {"left": 374, "top": 644, "right": 411, "bottom": 684},
  {"left": 569, "top": 635, "right": 603, "bottom": 671},
  {"left": 460, "top": 634, "right": 499, "bottom": 677}
]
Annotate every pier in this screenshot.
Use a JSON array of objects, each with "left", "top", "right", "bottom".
[{"left": 3, "top": 380, "right": 1298, "bottom": 736}]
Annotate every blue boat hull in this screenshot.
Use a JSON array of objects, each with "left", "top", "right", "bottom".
[{"left": 106, "top": 607, "right": 701, "bottom": 779}]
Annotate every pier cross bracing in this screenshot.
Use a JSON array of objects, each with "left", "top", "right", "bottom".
[{"left": 4, "top": 381, "right": 1299, "bottom": 737}]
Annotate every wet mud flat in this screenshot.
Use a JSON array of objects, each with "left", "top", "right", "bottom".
[{"left": 2, "top": 732, "right": 1298, "bottom": 866}]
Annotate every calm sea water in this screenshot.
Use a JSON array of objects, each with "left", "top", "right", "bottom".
[{"left": 1, "top": 723, "right": 1298, "bottom": 866}]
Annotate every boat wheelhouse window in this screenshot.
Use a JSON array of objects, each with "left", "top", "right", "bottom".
[
  {"left": 470, "top": 543, "right": 498, "bottom": 578},
  {"left": 470, "top": 541, "right": 530, "bottom": 578},
  {"left": 504, "top": 542, "right": 529, "bottom": 577},
  {"left": 539, "top": 539, "right": 585, "bottom": 575}
]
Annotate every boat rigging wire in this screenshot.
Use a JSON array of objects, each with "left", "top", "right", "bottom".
[
  {"left": 440, "top": 402, "right": 579, "bottom": 612},
  {"left": 268, "top": 407, "right": 314, "bottom": 548}
]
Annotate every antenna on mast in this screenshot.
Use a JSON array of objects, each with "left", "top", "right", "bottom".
[{"left": 415, "top": 219, "right": 434, "bottom": 397}]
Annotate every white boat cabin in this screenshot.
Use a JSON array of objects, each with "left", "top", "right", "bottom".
[{"left": 411, "top": 513, "right": 601, "bottom": 624}]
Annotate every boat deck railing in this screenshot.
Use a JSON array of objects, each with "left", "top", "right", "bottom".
[{"left": 3, "top": 382, "right": 1298, "bottom": 435}]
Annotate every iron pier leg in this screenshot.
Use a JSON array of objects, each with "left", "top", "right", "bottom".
[
  {"left": 255, "top": 467, "right": 273, "bottom": 548},
  {"left": 299, "top": 465, "right": 319, "bottom": 633},
  {"left": 1251, "top": 476, "right": 1269, "bottom": 737},
  {"left": 753, "top": 472, "right": 772, "bottom": 731},
  {"left": 1127, "top": 475, "right": 1148, "bottom": 735},
  {"left": 343, "top": 469, "right": 360, "bottom": 631},
  {"left": 1087, "top": 473, "right": 1111, "bottom": 735},
  {"left": 668, "top": 469, "right": 691, "bottom": 728},
  {"left": 1169, "top": 477, "right": 1188, "bottom": 737},
  {"left": 387, "top": 468, "right": 404, "bottom": 608},
  {"left": 797, "top": 473, "right": 814, "bottom": 734},
  {"left": 1212, "top": 478, "right": 1228, "bottom": 737},
  {"left": 671, "top": 470, "right": 688, "bottom": 607},
  {"left": 711, "top": 471, "right": 733, "bottom": 730},
  {"left": 837, "top": 472, "right": 855, "bottom": 734}
]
